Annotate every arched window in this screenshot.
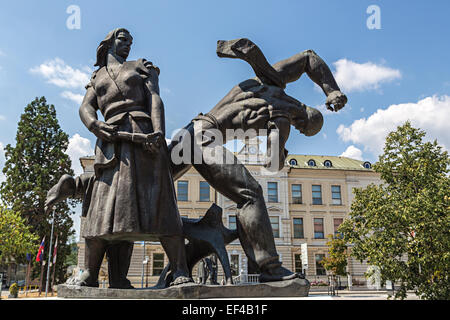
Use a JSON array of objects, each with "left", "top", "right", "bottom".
[
  {"left": 363, "top": 161, "right": 372, "bottom": 169},
  {"left": 307, "top": 159, "right": 316, "bottom": 167},
  {"left": 323, "top": 160, "right": 332, "bottom": 168},
  {"left": 289, "top": 159, "right": 298, "bottom": 166}
]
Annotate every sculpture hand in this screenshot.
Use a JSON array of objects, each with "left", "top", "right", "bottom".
[
  {"left": 44, "top": 174, "right": 76, "bottom": 213},
  {"left": 144, "top": 132, "right": 163, "bottom": 154},
  {"left": 325, "top": 91, "right": 347, "bottom": 112},
  {"left": 44, "top": 193, "right": 57, "bottom": 214},
  {"left": 90, "top": 120, "right": 118, "bottom": 142}
]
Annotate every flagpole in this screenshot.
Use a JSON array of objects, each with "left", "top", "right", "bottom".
[
  {"left": 39, "top": 261, "right": 45, "bottom": 296},
  {"left": 50, "top": 236, "right": 58, "bottom": 294},
  {"left": 51, "top": 263, "right": 56, "bottom": 294},
  {"left": 45, "top": 209, "right": 55, "bottom": 297},
  {"left": 37, "top": 236, "right": 45, "bottom": 296}
]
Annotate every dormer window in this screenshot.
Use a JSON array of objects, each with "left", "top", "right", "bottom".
[
  {"left": 323, "top": 160, "right": 332, "bottom": 168},
  {"left": 307, "top": 159, "right": 316, "bottom": 167},
  {"left": 289, "top": 159, "right": 298, "bottom": 166},
  {"left": 363, "top": 161, "right": 372, "bottom": 169}
]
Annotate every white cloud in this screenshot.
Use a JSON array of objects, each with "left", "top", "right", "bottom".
[
  {"left": 61, "top": 91, "right": 84, "bottom": 105},
  {"left": 340, "top": 145, "right": 363, "bottom": 161},
  {"left": 31, "top": 58, "right": 92, "bottom": 106},
  {"left": 30, "top": 58, "right": 91, "bottom": 89},
  {"left": 333, "top": 59, "right": 401, "bottom": 92},
  {"left": 337, "top": 95, "right": 450, "bottom": 157},
  {"left": 65, "top": 134, "right": 94, "bottom": 175}
]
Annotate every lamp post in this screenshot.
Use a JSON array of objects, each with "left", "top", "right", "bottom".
[
  {"left": 145, "top": 256, "right": 149, "bottom": 288},
  {"left": 45, "top": 210, "right": 55, "bottom": 297}
]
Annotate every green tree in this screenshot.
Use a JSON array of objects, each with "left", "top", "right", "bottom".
[
  {"left": 0, "top": 97, "right": 78, "bottom": 284},
  {"left": 0, "top": 206, "right": 38, "bottom": 263},
  {"left": 339, "top": 122, "right": 450, "bottom": 300},
  {"left": 320, "top": 234, "right": 348, "bottom": 276}
]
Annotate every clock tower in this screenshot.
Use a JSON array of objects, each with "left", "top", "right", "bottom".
[{"left": 236, "top": 137, "right": 265, "bottom": 165}]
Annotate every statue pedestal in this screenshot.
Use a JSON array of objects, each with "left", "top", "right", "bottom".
[{"left": 57, "top": 278, "right": 310, "bottom": 299}]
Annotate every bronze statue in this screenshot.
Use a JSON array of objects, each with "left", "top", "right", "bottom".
[
  {"left": 168, "top": 38, "right": 347, "bottom": 282},
  {"left": 47, "top": 34, "right": 347, "bottom": 289},
  {"left": 75, "top": 28, "right": 192, "bottom": 287}
]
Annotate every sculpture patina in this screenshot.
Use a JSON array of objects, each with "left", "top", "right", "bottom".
[{"left": 47, "top": 29, "right": 347, "bottom": 293}]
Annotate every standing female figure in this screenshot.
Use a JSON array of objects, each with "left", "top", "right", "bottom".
[{"left": 78, "top": 28, "right": 191, "bottom": 287}]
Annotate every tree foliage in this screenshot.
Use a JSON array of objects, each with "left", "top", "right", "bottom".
[
  {"left": 320, "top": 234, "right": 348, "bottom": 276},
  {"left": 0, "top": 97, "right": 78, "bottom": 283},
  {"left": 0, "top": 206, "right": 39, "bottom": 263},
  {"left": 339, "top": 122, "right": 450, "bottom": 300}
]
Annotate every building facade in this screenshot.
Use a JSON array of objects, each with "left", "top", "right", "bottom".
[{"left": 77, "top": 140, "right": 380, "bottom": 287}]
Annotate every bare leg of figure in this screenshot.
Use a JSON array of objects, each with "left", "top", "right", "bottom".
[
  {"left": 169, "top": 122, "right": 297, "bottom": 282},
  {"left": 216, "top": 39, "right": 342, "bottom": 98},
  {"left": 159, "top": 236, "right": 193, "bottom": 286}
]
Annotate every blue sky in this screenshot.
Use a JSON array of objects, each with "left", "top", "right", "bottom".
[{"left": 1, "top": 1, "right": 449, "bottom": 237}]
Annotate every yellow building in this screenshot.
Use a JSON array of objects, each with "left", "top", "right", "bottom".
[{"left": 77, "top": 139, "right": 380, "bottom": 288}]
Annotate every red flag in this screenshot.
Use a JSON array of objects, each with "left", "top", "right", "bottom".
[
  {"left": 36, "top": 236, "right": 45, "bottom": 262},
  {"left": 52, "top": 236, "right": 58, "bottom": 264}
]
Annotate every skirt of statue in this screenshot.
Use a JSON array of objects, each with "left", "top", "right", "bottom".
[{"left": 82, "top": 115, "right": 183, "bottom": 241}]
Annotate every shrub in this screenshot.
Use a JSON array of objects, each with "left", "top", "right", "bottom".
[{"left": 9, "top": 283, "right": 18, "bottom": 297}]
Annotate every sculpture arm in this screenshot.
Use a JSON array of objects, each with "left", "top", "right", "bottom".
[
  {"left": 79, "top": 86, "right": 117, "bottom": 141},
  {"left": 150, "top": 92, "right": 166, "bottom": 136},
  {"left": 216, "top": 39, "right": 347, "bottom": 111},
  {"left": 272, "top": 50, "right": 339, "bottom": 95},
  {"left": 143, "top": 67, "right": 166, "bottom": 137},
  {"left": 79, "top": 86, "right": 99, "bottom": 130},
  {"left": 272, "top": 50, "right": 347, "bottom": 111},
  {"left": 265, "top": 116, "right": 291, "bottom": 172}
]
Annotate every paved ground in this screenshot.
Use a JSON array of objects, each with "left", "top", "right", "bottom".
[
  {"left": 2, "top": 289, "right": 420, "bottom": 300},
  {"left": 209, "top": 290, "right": 420, "bottom": 300},
  {"left": 310, "top": 291, "right": 420, "bottom": 300}
]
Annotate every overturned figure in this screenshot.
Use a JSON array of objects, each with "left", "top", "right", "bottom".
[{"left": 168, "top": 38, "right": 347, "bottom": 282}]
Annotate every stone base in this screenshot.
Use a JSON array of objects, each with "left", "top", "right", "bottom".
[{"left": 57, "top": 278, "right": 310, "bottom": 299}]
